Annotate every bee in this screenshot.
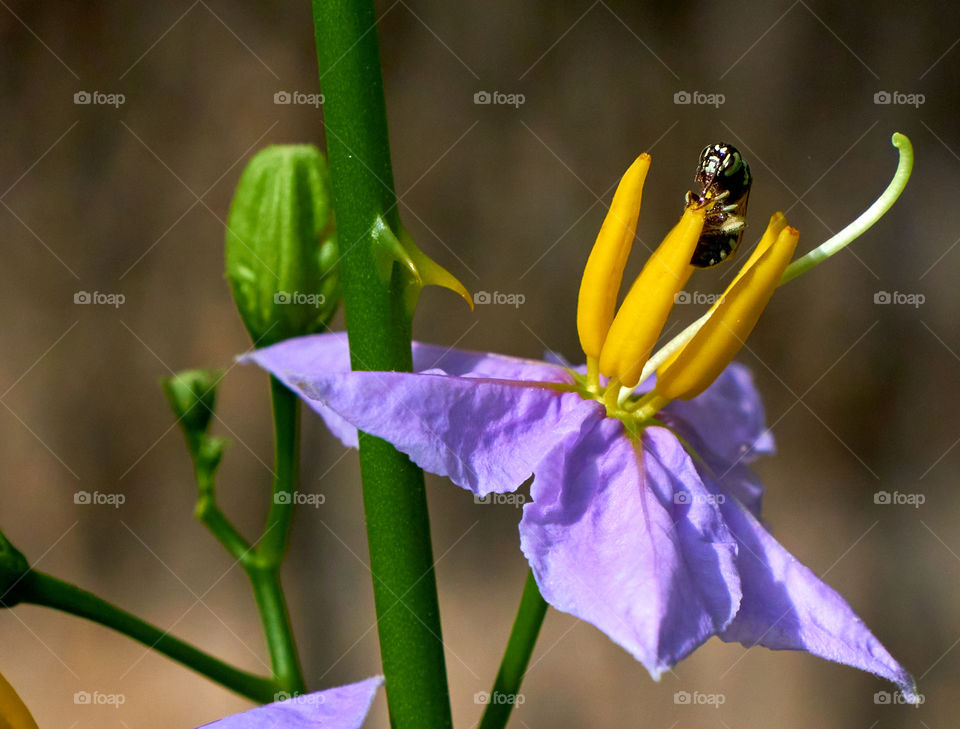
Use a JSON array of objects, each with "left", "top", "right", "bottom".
[{"left": 684, "top": 142, "right": 752, "bottom": 268}]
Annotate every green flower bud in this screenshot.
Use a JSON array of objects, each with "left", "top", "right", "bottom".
[
  {"left": 160, "top": 368, "right": 221, "bottom": 440},
  {"left": 225, "top": 145, "right": 341, "bottom": 345},
  {"left": 0, "top": 531, "right": 29, "bottom": 608}
]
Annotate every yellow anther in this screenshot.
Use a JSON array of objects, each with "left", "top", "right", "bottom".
[
  {"left": 656, "top": 223, "right": 800, "bottom": 400},
  {"left": 0, "top": 670, "right": 39, "bottom": 729},
  {"left": 597, "top": 204, "right": 706, "bottom": 388},
  {"left": 577, "top": 154, "right": 652, "bottom": 361}
]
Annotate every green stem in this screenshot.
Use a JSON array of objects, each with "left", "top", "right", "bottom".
[
  {"left": 260, "top": 377, "right": 300, "bottom": 563},
  {"left": 249, "top": 376, "right": 305, "bottom": 693},
  {"left": 312, "top": 2, "right": 453, "bottom": 728},
  {"left": 14, "top": 570, "right": 277, "bottom": 703},
  {"left": 479, "top": 571, "right": 549, "bottom": 729}
]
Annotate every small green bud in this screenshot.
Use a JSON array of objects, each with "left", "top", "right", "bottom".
[
  {"left": 0, "top": 531, "right": 29, "bottom": 608},
  {"left": 225, "top": 145, "right": 341, "bottom": 345},
  {"left": 160, "top": 368, "right": 221, "bottom": 447}
]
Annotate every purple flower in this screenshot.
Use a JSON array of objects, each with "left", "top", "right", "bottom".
[
  {"left": 244, "top": 151, "right": 916, "bottom": 700},
  {"left": 199, "top": 676, "right": 382, "bottom": 728}
]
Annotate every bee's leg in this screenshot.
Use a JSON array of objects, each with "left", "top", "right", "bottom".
[{"left": 720, "top": 216, "right": 746, "bottom": 234}]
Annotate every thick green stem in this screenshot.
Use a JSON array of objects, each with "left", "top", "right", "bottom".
[
  {"left": 14, "top": 571, "right": 277, "bottom": 703},
  {"left": 312, "top": 2, "right": 453, "bottom": 728},
  {"left": 479, "top": 571, "right": 549, "bottom": 729}
]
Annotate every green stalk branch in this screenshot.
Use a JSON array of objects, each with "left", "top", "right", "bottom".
[
  {"left": 12, "top": 570, "right": 277, "bottom": 703},
  {"left": 479, "top": 571, "right": 549, "bottom": 729}
]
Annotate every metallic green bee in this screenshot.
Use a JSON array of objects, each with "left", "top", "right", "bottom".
[{"left": 684, "top": 142, "right": 752, "bottom": 268}]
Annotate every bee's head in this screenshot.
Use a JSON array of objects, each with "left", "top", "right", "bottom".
[{"left": 695, "top": 143, "right": 752, "bottom": 201}]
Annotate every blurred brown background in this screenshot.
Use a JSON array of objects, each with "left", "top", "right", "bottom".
[{"left": 1, "top": 0, "right": 958, "bottom": 726}]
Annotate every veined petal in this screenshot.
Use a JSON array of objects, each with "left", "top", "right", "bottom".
[
  {"left": 243, "top": 333, "right": 577, "bottom": 449},
  {"left": 198, "top": 676, "right": 383, "bottom": 728},
  {"left": 665, "top": 364, "right": 773, "bottom": 463},
  {"left": 662, "top": 363, "right": 773, "bottom": 516},
  {"left": 520, "top": 422, "right": 741, "bottom": 678},
  {"left": 715, "top": 491, "right": 917, "bottom": 700},
  {"left": 247, "top": 348, "right": 603, "bottom": 495}
]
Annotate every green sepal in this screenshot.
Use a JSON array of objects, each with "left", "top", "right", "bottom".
[
  {"left": 160, "top": 369, "right": 228, "bottom": 473},
  {"left": 370, "top": 215, "right": 473, "bottom": 313}
]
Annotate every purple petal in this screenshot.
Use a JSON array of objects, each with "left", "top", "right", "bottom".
[
  {"left": 665, "top": 363, "right": 774, "bottom": 463},
  {"left": 242, "top": 334, "right": 575, "bottom": 449},
  {"left": 246, "top": 352, "right": 603, "bottom": 495},
  {"left": 662, "top": 364, "right": 772, "bottom": 516},
  {"left": 198, "top": 676, "right": 383, "bottom": 729},
  {"left": 520, "top": 423, "right": 741, "bottom": 678},
  {"left": 716, "top": 492, "right": 917, "bottom": 700}
]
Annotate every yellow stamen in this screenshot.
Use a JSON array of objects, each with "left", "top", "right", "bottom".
[
  {"left": 577, "top": 154, "right": 651, "bottom": 361},
  {"left": 656, "top": 224, "right": 800, "bottom": 400},
  {"left": 597, "top": 204, "right": 706, "bottom": 388}
]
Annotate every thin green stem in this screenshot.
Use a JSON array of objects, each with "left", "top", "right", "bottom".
[
  {"left": 249, "top": 376, "right": 305, "bottom": 693},
  {"left": 312, "top": 1, "right": 453, "bottom": 728},
  {"left": 14, "top": 570, "right": 277, "bottom": 703},
  {"left": 260, "top": 377, "right": 300, "bottom": 563},
  {"left": 478, "top": 571, "right": 549, "bottom": 729}
]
